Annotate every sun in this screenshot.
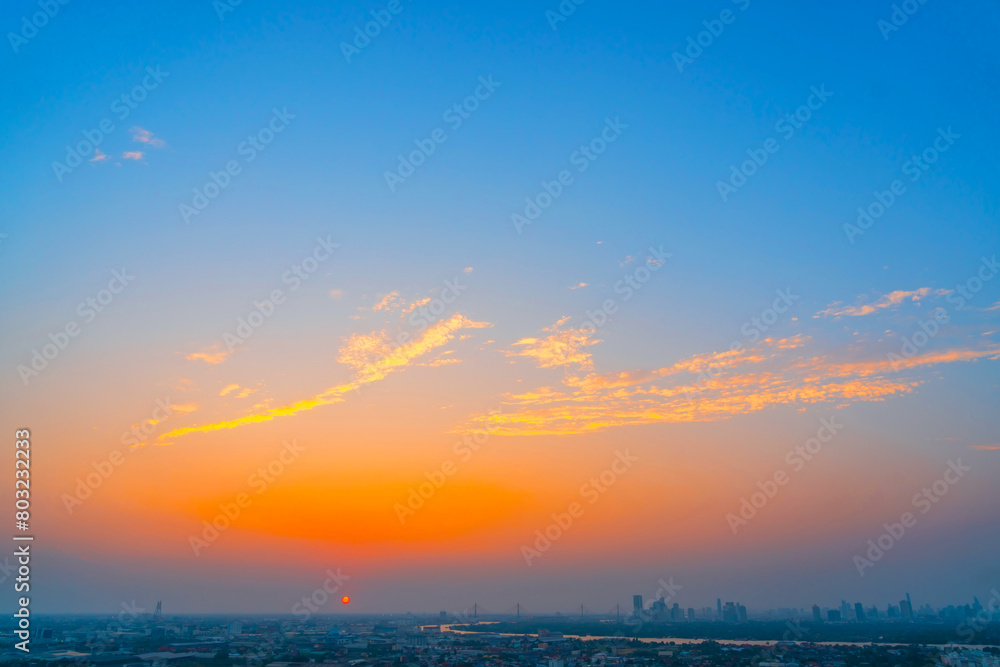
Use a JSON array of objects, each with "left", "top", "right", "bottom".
[{"left": 341, "top": 596, "right": 350, "bottom": 604}]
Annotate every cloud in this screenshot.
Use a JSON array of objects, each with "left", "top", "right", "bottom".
[
  {"left": 155, "top": 313, "right": 491, "bottom": 445},
  {"left": 90, "top": 149, "right": 109, "bottom": 163},
  {"left": 372, "top": 291, "right": 401, "bottom": 312},
  {"left": 458, "top": 324, "right": 1000, "bottom": 437},
  {"left": 507, "top": 317, "right": 601, "bottom": 370},
  {"left": 816, "top": 288, "right": 950, "bottom": 318},
  {"left": 219, "top": 383, "right": 255, "bottom": 398},
  {"left": 971, "top": 445, "right": 1000, "bottom": 451},
  {"left": 186, "top": 346, "right": 231, "bottom": 365},
  {"left": 122, "top": 151, "right": 145, "bottom": 161},
  {"left": 170, "top": 403, "right": 198, "bottom": 413},
  {"left": 463, "top": 267, "right": 474, "bottom": 274},
  {"left": 569, "top": 282, "right": 588, "bottom": 290},
  {"left": 402, "top": 297, "right": 431, "bottom": 314},
  {"left": 985, "top": 300, "right": 1000, "bottom": 311},
  {"left": 329, "top": 289, "right": 344, "bottom": 300},
  {"left": 130, "top": 126, "right": 165, "bottom": 148}
]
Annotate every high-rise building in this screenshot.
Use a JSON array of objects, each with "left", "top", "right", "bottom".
[
  {"left": 717, "top": 598, "right": 722, "bottom": 618},
  {"left": 854, "top": 603, "right": 866, "bottom": 622},
  {"left": 723, "top": 602, "right": 738, "bottom": 623},
  {"left": 827, "top": 610, "right": 841, "bottom": 622},
  {"left": 737, "top": 604, "right": 748, "bottom": 623},
  {"left": 687, "top": 608, "right": 695, "bottom": 621},
  {"left": 633, "top": 595, "right": 643, "bottom": 616},
  {"left": 812, "top": 605, "right": 822, "bottom": 623},
  {"left": 900, "top": 598, "right": 913, "bottom": 621},
  {"left": 840, "top": 600, "right": 851, "bottom": 620}
]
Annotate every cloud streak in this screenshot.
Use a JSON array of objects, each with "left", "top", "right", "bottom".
[
  {"left": 816, "top": 288, "right": 950, "bottom": 318},
  {"left": 156, "top": 313, "right": 491, "bottom": 445}
]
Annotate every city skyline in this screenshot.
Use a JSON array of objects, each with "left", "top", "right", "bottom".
[{"left": 3, "top": 0, "right": 999, "bottom": 617}]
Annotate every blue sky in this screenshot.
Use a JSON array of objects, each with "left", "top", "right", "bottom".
[{"left": 2, "top": 0, "right": 999, "bottom": 613}]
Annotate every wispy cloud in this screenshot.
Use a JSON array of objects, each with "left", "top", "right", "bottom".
[
  {"left": 816, "top": 288, "right": 949, "bottom": 318},
  {"left": 506, "top": 316, "right": 601, "bottom": 370},
  {"left": 971, "top": 444, "right": 1000, "bottom": 451},
  {"left": 90, "top": 149, "right": 109, "bottom": 162},
  {"left": 219, "top": 383, "right": 255, "bottom": 398},
  {"left": 155, "top": 313, "right": 491, "bottom": 445},
  {"left": 122, "top": 151, "right": 145, "bottom": 161},
  {"left": 459, "top": 323, "right": 1000, "bottom": 437},
  {"left": 371, "top": 291, "right": 401, "bottom": 312},
  {"left": 568, "top": 282, "right": 588, "bottom": 290},
  {"left": 185, "top": 346, "right": 231, "bottom": 365},
  {"left": 130, "top": 126, "right": 165, "bottom": 148}
]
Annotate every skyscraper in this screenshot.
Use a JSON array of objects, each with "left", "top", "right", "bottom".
[
  {"left": 717, "top": 598, "right": 722, "bottom": 618},
  {"left": 854, "top": 603, "right": 866, "bottom": 622},
  {"left": 812, "top": 605, "right": 822, "bottom": 623},
  {"left": 633, "top": 595, "right": 643, "bottom": 616}
]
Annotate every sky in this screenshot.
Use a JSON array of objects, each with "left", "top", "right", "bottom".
[{"left": 1, "top": 0, "right": 999, "bottom": 616}]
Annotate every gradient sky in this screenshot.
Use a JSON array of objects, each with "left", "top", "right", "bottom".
[{"left": 2, "top": 0, "right": 999, "bottom": 616}]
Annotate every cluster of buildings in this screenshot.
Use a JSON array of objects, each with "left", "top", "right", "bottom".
[{"left": 2, "top": 614, "right": 999, "bottom": 667}]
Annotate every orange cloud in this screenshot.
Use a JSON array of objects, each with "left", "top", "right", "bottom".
[
  {"left": 90, "top": 149, "right": 109, "bottom": 163},
  {"left": 156, "top": 313, "right": 491, "bottom": 445},
  {"left": 130, "top": 126, "right": 165, "bottom": 148},
  {"left": 122, "top": 151, "right": 145, "bottom": 161},
  {"left": 816, "top": 288, "right": 949, "bottom": 318},
  {"left": 569, "top": 282, "right": 588, "bottom": 290},
  {"left": 219, "top": 384, "right": 255, "bottom": 398},
  {"left": 460, "top": 331, "right": 1000, "bottom": 437},
  {"left": 372, "top": 291, "right": 401, "bottom": 312},
  {"left": 507, "top": 317, "right": 601, "bottom": 370},
  {"left": 186, "top": 346, "right": 231, "bottom": 365}
]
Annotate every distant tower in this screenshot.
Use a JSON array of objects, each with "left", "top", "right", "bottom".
[
  {"left": 153, "top": 601, "right": 162, "bottom": 620},
  {"left": 717, "top": 598, "right": 722, "bottom": 618},
  {"left": 854, "top": 603, "right": 866, "bottom": 622},
  {"left": 633, "top": 595, "right": 643, "bottom": 616},
  {"left": 812, "top": 605, "right": 822, "bottom": 623}
]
